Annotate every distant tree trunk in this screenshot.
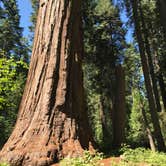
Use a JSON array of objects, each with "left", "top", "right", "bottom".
[
  {"left": 131, "top": 0, "right": 165, "bottom": 151},
  {"left": 112, "top": 65, "right": 126, "bottom": 148},
  {"left": 156, "top": 0, "right": 166, "bottom": 35},
  {"left": 139, "top": 2, "right": 162, "bottom": 112},
  {"left": 0, "top": 0, "right": 94, "bottom": 165},
  {"left": 158, "top": 73, "right": 166, "bottom": 111},
  {"left": 140, "top": 103, "right": 156, "bottom": 152},
  {"left": 151, "top": 42, "right": 166, "bottom": 112},
  {"left": 99, "top": 97, "right": 111, "bottom": 149},
  {"left": 100, "top": 97, "right": 108, "bottom": 138}
]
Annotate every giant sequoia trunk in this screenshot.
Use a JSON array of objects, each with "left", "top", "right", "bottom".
[
  {"left": 131, "top": 0, "right": 165, "bottom": 151},
  {"left": 0, "top": 0, "right": 94, "bottom": 165}
]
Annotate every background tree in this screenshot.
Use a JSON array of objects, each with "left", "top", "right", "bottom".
[
  {"left": 156, "top": 0, "right": 166, "bottom": 35},
  {"left": 122, "top": 0, "right": 166, "bottom": 151},
  {"left": 29, "top": 0, "right": 39, "bottom": 41},
  {"left": 0, "top": 0, "right": 29, "bottom": 61},
  {"left": 83, "top": 0, "right": 126, "bottom": 150}
]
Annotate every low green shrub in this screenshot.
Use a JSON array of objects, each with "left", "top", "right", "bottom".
[
  {"left": 60, "top": 148, "right": 166, "bottom": 166},
  {"left": 121, "top": 147, "right": 166, "bottom": 166},
  {"left": 60, "top": 151, "right": 103, "bottom": 166},
  {"left": 0, "top": 163, "right": 9, "bottom": 166}
]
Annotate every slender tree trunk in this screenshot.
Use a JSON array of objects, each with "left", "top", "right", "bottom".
[
  {"left": 139, "top": 2, "right": 161, "bottom": 112},
  {"left": 158, "top": 73, "right": 166, "bottom": 111},
  {"left": 140, "top": 103, "right": 156, "bottom": 152},
  {"left": 151, "top": 42, "right": 166, "bottom": 111},
  {"left": 156, "top": 0, "right": 166, "bottom": 35},
  {"left": 99, "top": 97, "right": 111, "bottom": 148},
  {"left": 112, "top": 65, "right": 126, "bottom": 148},
  {"left": 131, "top": 0, "right": 165, "bottom": 151},
  {"left": 0, "top": 0, "right": 94, "bottom": 165}
]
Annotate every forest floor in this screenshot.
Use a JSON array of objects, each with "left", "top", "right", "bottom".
[
  {"left": 98, "top": 157, "right": 149, "bottom": 165},
  {"left": 51, "top": 157, "right": 120, "bottom": 166},
  {"left": 52, "top": 157, "right": 149, "bottom": 166},
  {"left": 50, "top": 147, "right": 166, "bottom": 166}
]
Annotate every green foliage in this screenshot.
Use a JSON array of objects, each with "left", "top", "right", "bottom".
[
  {"left": 0, "top": 0, "right": 29, "bottom": 60},
  {"left": 123, "top": 44, "right": 154, "bottom": 148},
  {"left": 60, "top": 151, "right": 103, "bottom": 166},
  {"left": 127, "top": 90, "right": 148, "bottom": 146},
  {"left": 84, "top": 63, "right": 113, "bottom": 149},
  {"left": 159, "top": 112, "right": 166, "bottom": 143},
  {"left": 110, "top": 147, "right": 166, "bottom": 166},
  {"left": 0, "top": 0, "right": 29, "bottom": 148},
  {"left": 60, "top": 148, "right": 166, "bottom": 166},
  {"left": 140, "top": 0, "right": 166, "bottom": 79},
  {"left": 29, "top": 0, "right": 39, "bottom": 40},
  {"left": 123, "top": 44, "right": 142, "bottom": 134},
  {"left": 0, "top": 57, "right": 28, "bottom": 147},
  {"left": 95, "top": 0, "right": 115, "bottom": 16},
  {"left": 0, "top": 163, "right": 9, "bottom": 166},
  {"left": 83, "top": 0, "right": 126, "bottom": 150},
  {"left": 122, "top": 148, "right": 166, "bottom": 166}
]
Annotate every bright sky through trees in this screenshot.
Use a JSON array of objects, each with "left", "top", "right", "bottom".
[
  {"left": 18, "top": 0, "right": 32, "bottom": 38},
  {"left": 18, "top": 0, "right": 133, "bottom": 43}
]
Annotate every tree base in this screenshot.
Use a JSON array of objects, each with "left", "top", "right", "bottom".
[{"left": 0, "top": 139, "right": 93, "bottom": 166}]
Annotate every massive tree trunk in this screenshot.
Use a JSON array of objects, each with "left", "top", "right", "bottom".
[
  {"left": 0, "top": 0, "right": 94, "bottom": 165},
  {"left": 131, "top": 0, "right": 165, "bottom": 151},
  {"left": 112, "top": 65, "right": 126, "bottom": 148}
]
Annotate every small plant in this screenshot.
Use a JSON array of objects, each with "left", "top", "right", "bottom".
[
  {"left": 60, "top": 150, "right": 103, "bottom": 166},
  {"left": 122, "top": 147, "right": 166, "bottom": 166},
  {"left": 0, "top": 163, "right": 9, "bottom": 166}
]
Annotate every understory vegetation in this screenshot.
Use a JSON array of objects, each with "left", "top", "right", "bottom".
[{"left": 60, "top": 147, "right": 166, "bottom": 166}]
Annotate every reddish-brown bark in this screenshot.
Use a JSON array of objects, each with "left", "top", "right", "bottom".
[
  {"left": 0, "top": 0, "right": 94, "bottom": 165},
  {"left": 112, "top": 65, "right": 126, "bottom": 148}
]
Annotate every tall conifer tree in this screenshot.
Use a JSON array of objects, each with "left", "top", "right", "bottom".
[{"left": 0, "top": 0, "right": 94, "bottom": 165}]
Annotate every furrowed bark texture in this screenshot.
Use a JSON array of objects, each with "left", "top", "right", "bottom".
[{"left": 0, "top": 0, "right": 94, "bottom": 165}]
